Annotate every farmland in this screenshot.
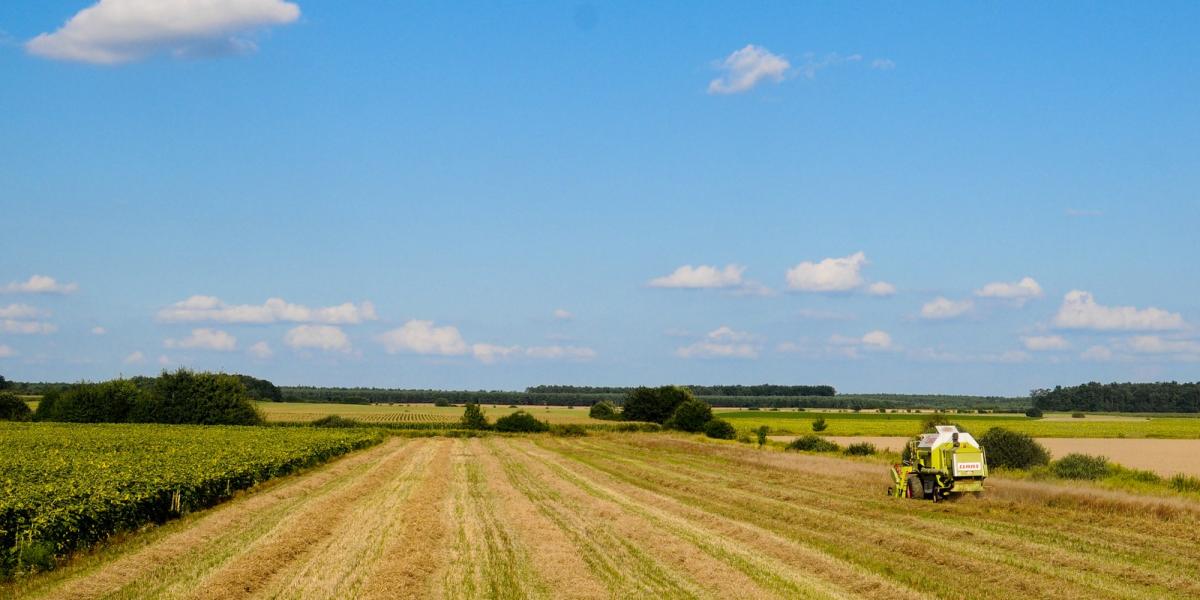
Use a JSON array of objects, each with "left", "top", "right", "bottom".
[
  {"left": 0, "top": 423, "right": 380, "bottom": 577},
  {"left": 257, "top": 402, "right": 599, "bottom": 425},
  {"left": 6, "top": 432, "right": 1200, "bottom": 599},
  {"left": 717, "top": 409, "right": 1200, "bottom": 439}
]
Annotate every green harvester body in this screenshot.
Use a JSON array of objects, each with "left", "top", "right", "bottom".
[{"left": 890, "top": 425, "right": 987, "bottom": 501}]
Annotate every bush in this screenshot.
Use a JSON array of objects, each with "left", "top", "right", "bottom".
[
  {"left": 755, "top": 425, "right": 769, "bottom": 448},
  {"left": 434, "top": 399, "right": 451, "bottom": 407},
  {"left": 703, "top": 419, "right": 736, "bottom": 440},
  {"left": 588, "top": 400, "right": 619, "bottom": 420},
  {"left": 786, "top": 435, "right": 840, "bottom": 453},
  {"left": 666, "top": 399, "right": 713, "bottom": 432},
  {"left": 0, "top": 392, "right": 32, "bottom": 421},
  {"left": 493, "top": 410, "right": 549, "bottom": 433},
  {"left": 131, "top": 370, "right": 261, "bottom": 425},
  {"left": 1024, "top": 407, "right": 1043, "bottom": 418},
  {"left": 38, "top": 380, "right": 141, "bottom": 423},
  {"left": 978, "top": 427, "right": 1050, "bottom": 470},
  {"left": 622, "top": 386, "right": 693, "bottom": 424},
  {"left": 460, "top": 403, "right": 490, "bottom": 430},
  {"left": 811, "top": 417, "right": 827, "bottom": 432},
  {"left": 844, "top": 442, "right": 877, "bottom": 456},
  {"left": 1052, "top": 453, "right": 1110, "bottom": 480},
  {"left": 1169, "top": 474, "right": 1200, "bottom": 493},
  {"left": 310, "top": 415, "right": 359, "bottom": 428},
  {"left": 1071, "top": 412, "right": 1085, "bottom": 419},
  {"left": 549, "top": 423, "right": 587, "bottom": 437}
]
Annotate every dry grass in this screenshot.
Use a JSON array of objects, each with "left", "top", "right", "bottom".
[{"left": 7, "top": 434, "right": 1200, "bottom": 599}]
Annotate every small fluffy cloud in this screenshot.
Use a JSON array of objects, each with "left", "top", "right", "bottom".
[
  {"left": 472, "top": 344, "right": 597, "bottom": 364},
  {"left": 794, "top": 52, "right": 862, "bottom": 79},
  {"left": 26, "top": 0, "right": 300, "bottom": 65},
  {"left": 91, "top": 326, "right": 107, "bottom": 335},
  {"left": 164, "top": 328, "right": 237, "bottom": 351},
  {"left": 1080, "top": 345, "right": 1114, "bottom": 361},
  {"left": 708, "top": 45, "right": 790, "bottom": 94},
  {"left": 919, "top": 297, "right": 973, "bottom": 320},
  {"left": 909, "top": 348, "right": 1029, "bottom": 364},
  {"left": 378, "top": 320, "right": 469, "bottom": 356},
  {"left": 823, "top": 330, "right": 896, "bottom": 358},
  {"left": 284, "top": 325, "right": 352, "bottom": 353},
  {"left": 247, "top": 341, "right": 273, "bottom": 359},
  {"left": 976, "top": 277, "right": 1043, "bottom": 305},
  {"left": 1125, "top": 336, "right": 1200, "bottom": 356},
  {"left": 1022, "top": 335, "right": 1070, "bottom": 351},
  {"left": 158, "top": 296, "right": 378, "bottom": 325},
  {"left": 158, "top": 355, "right": 172, "bottom": 366},
  {"left": 861, "top": 330, "right": 894, "bottom": 350},
  {"left": 0, "top": 344, "right": 15, "bottom": 358},
  {"left": 871, "top": 58, "right": 895, "bottom": 70},
  {"left": 1, "top": 275, "right": 78, "bottom": 294},
  {"left": 1, "top": 320, "right": 57, "bottom": 335},
  {"left": 553, "top": 308, "right": 574, "bottom": 321},
  {"left": 786, "top": 252, "right": 869, "bottom": 293},
  {"left": 649, "top": 264, "right": 746, "bottom": 289},
  {"left": 676, "top": 326, "right": 760, "bottom": 359},
  {"left": 123, "top": 350, "right": 145, "bottom": 364},
  {"left": 1053, "top": 291, "right": 1185, "bottom": 331},
  {"left": 0, "top": 304, "right": 49, "bottom": 319},
  {"left": 865, "top": 282, "right": 896, "bottom": 297}
]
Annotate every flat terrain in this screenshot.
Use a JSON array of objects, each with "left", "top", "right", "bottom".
[
  {"left": 257, "top": 402, "right": 596, "bottom": 425},
  {"left": 788, "top": 436, "right": 1200, "bottom": 478},
  {"left": 8, "top": 434, "right": 1200, "bottom": 599},
  {"left": 720, "top": 410, "right": 1200, "bottom": 438}
]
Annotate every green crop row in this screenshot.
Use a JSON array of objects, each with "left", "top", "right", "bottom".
[{"left": 0, "top": 422, "right": 381, "bottom": 577}]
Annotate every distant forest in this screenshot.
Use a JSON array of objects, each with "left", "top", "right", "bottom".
[
  {"left": 1032, "top": 382, "right": 1200, "bottom": 413},
  {"left": 525, "top": 384, "right": 836, "bottom": 397}
]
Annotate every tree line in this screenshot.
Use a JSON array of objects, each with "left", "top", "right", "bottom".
[
  {"left": 1032, "top": 382, "right": 1200, "bottom": 413},
  {"left": 525, "top": 384, "right": 837, "bottom": 397}
]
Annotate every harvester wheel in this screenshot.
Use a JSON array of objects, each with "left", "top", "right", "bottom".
[{"left": 906, "top": 475, "right": 923, "bottom": 499}]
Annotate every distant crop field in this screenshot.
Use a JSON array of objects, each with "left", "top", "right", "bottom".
[
  {"left": 257, "top": 401, "right": 600, "bottom": 425},
  {"left": 716, "top": 409, "right": 1200, "bottom": 439},
  {"left": 7, "top": 433, "right": 1199, "bottom": 599},
  {"left": 0, "top": 423, "right": 380, "bottom": 577}
]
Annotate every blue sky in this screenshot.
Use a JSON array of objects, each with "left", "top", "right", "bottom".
[{"left": 2, "top": 1, "right": 1198, "bottom": 395}]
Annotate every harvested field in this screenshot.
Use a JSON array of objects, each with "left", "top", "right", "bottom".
[{"left": 8, "top": 434, "right": 1200, "bottom": 599}]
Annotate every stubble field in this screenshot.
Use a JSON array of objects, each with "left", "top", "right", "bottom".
[{"left": 8, "top": 433, "right": 1199, "bottom": 600}]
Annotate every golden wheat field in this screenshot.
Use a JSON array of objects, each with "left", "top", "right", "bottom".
[{"left": 6, "top": 433, "right": 1200, "bottom": 600}]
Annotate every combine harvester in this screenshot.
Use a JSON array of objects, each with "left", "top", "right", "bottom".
[{"left": 891, "top": 425, "right": 987, "bottom": 501}]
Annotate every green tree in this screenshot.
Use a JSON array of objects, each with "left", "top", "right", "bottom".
[
  {"left": 588, "top": 400, "right": 619, "bottom": 420},
  {"left": 132, "top": 369, "right": 262, "bottom": 425},
  {"left": 493, "top": 410, "right": 549, "bottom": 433},
  {"left": 755, "top": 425, "right": 769, "bottom": 448},
  {"left": 0, "top": 391, "right": 32, "bottom": 421},
  {"left": 622, "top": 386, "right": 693, "bottom": 424},
  {"left": 666, "top": 398, "right": 713, "bottom": 432},
  {"left": 811, "top": 417, "right": 827, "bottom": 432},
  {"left": 37, "top": 380, "right": 140, "bottom": 423},
  {"left": 978, "top": 428, "right": 1050, "bottom": 470},
  {"left": 460, "top": 403, "right": 490, "bottom": 429},
  {"left": 703, "top": 418, "right": 736, "bottom": 439}
]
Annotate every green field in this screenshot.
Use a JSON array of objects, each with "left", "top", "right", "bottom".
[
  {"left": 0, "top": 422, "right": 380, "bottom": 577},
  {"left": 715, "top": 409, "right": 1200, "bottom": 439},
  {"left": 257, "top": 401, "right": 601, "bottom": 425}
]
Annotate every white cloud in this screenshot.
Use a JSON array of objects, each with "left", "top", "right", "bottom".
[
  {"left": 284, "top": 325, "right": 351, "bottom": 353},
  {"left": 676, "top": 326, "right": 760, "bottom": 359},
  {"left": 1053, "top": 290, "right": 1185, "bottom": 331},
  {"left": 708, "top": 45, "right": 790, "bottom": 94},
  {"left": 1080, "top": 345, "right": 1114, "bottom": 361},
  {"left": 123, "top": 350, "right": 145, "bottom": 364},
  {"left": 378, "top": 320, "right": 469, "bottom": 356},
  {"left": 164, "top": 328, "right": 237, "bottom": 351},
  {"left": 552, "top": 308, "right": 573, "bottom": 321},
  {"left": 909, "top": 347, "right": 1029, "bottom": 364},
  {"left": 1126, "top": 336, "right": 1200, "bottom": 356},
  {"left": 0, "top": 344, "right": 15, "bottom": 358},
  {"left": 865, "top": 281, "right": 896, "bottom": 297},
  {"left": 157, "top": 355, "right": 172, "bottom": 366},
  {"left": 786, "top": 252, "right": 869, "bottom": 292},
  {"left": 247, "top": 341, "right": 273, "bottom": 359},
  {"left": 919, "top": 297, "right": 973, "bottom": 320},
  {"left": 91, "top": 326, "right": 108, "bottom": 335},
  {"left": 1022, "top": 335, "right": 1070, "bottom": 351},
  {"left": 976, "top": 277, "right": 1043, "bottom": 305},
  {"left": 649, "top": 264, "right": 746, "bottom": 289},
  {"left": 469, "top": 343, "right": 521, "bottom": 364},
  {"left": 794, "top": 52, "right": 863, "bottom": 79},
  {"left": 523, "top": 345, "right": 597, "bottom": 361},
  {"left": 0, "top": 304, "right": 50, "bottom": 319},
  {"left": 1, "top": 320, "right": 57, "bottom": 335},
  {"left": 1, "top": 275, "right": 78, "bottom": 294},
  {"left": 861, "top": 330, "right": 893, "bottom": 350},
  {"left": 871, "top": 58, "right": 896, "bottom": 70},
  {"left": 26, "top": 0, "right": 300, "bottom": 65},
  {"left": 158, "top": 296, "right": 378, "bottom": 325}
]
